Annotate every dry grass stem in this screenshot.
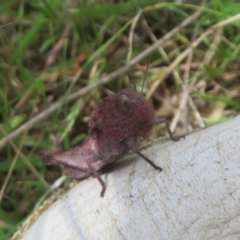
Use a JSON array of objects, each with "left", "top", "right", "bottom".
[
  {"left": 127, "top": 10, "right": 142, "bottom": 62},
  {"left": 0, "top": 8, "right": 203, "bottom": 151}
]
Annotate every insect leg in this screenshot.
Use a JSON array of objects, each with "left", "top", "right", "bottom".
[
  {"left": 87, "top": 159, "right": 106, "bottom": 197},
  {"left": 124, "top": 138, "right": 162, "bottom": 171},
  {"left": 155, "top": 118, "right": 183, "bottom": 141}
]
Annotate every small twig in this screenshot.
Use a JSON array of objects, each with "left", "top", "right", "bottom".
[
  {"left": 0, "top": 129, "right": 23, "bottom": 202},
  {"left": 9, "top": 92, "right": 31, "bottom": 118},
  {"left": 203, "top": 28, "right": 222, "bottom": 65},
  {"left": 188, "top": 97, "right": 205, "bottom": 127},
  {"left": 171, "top": 22, "right": 200, "bottom": 132},
  {"left": 44, "top": 0, "right": 78, "bottom": 69},
  {"left": 141, "top": 16, "right": 182, "bottom": 85},
  {"left": 0, "top": 126, "right": 49, "bottom": 187},
  {"left": 127, "top": 10, "right": 142, "bottom": 62},
  {"left": 0, "top": 23, "right": 12, "bottom": 28},
  {"left": 183, "top": 22, "right": 200, "bottom": 82},
  {"left": 44, "top": 23, "right": 72, "bottom": 69}
]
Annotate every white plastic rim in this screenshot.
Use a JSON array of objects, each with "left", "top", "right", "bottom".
[{"left": 13, "top": 115, "right": 240, "bottom": 240}]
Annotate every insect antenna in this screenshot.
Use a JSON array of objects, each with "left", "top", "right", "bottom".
[{"left": 141, "top": 55, "right": 151, "bottom": 93}]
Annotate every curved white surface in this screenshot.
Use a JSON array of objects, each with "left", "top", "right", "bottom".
[{"left": 14, "top": 115, "right": 240, "bottom": 240}]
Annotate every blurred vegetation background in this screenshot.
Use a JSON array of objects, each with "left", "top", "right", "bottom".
[{"left": 1, "top": 0, "right": 240, "bottom": 239}]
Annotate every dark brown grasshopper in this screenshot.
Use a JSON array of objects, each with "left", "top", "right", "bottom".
[{"left": 40, "top": 88, "right": 182, "bottom": 197}]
